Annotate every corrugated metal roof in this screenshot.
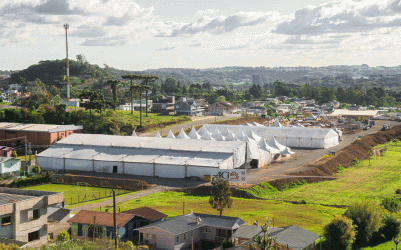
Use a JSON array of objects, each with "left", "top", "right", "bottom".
[
  {"left": 232, "top": 225, "right": 262, "bottom": 239},
  {"left": 0, "top": 193, "right": 36, "bottom": 206},
  {"left": 120, "top": 206, "right": 167, "bottom": 221},
  {"left": 329, "top": 109, "right": 379, "bottom": 117},
  {"left": 48, "top": 208, "right": 70, "bottom": 222},
  {"left": 0, "top": 122, "right": 81, "bottom": 132}
]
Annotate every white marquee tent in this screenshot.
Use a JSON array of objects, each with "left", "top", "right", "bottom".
[{"left": 37, "top": 134, "right": 246, "bottom": 179}]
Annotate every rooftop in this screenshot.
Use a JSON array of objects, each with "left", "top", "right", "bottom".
[
  {"left": 0, "top": 122, "right": 83, "bottom": 133},
  {"left": 120, "top": 206, "right": 167, "bottom": 221},
  {"left": 68, "top": 210, "right": 135, "bottom": 228}
]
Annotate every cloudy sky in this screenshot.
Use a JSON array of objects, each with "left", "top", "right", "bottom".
[{"left": 1, "top": 0, "right": 401, "bottom": 71}]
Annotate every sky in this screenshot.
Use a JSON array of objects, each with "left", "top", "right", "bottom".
[{"left": 1, "top": 0, "right": 401, "bottom": 71}]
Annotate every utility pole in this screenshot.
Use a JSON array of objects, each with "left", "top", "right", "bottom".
[
  {"left": 64, "top": 23, "right": 70, "bottom": 101},
  {"left": 24, "top": 136, "right": 27, "bottom": 161},
  {"left": 93, "top": 216, "right": 96, "bottom": 239},
  {"left": 113, "top": 190, "right": 118, "bottom": 249}
]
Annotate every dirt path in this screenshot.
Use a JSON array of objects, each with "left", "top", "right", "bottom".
[
  {"left": 70, "top": 185, "right": 175, "bottom": 212},
  {"left": 139, "top": 114, "right": 240, "bottom": 137}
]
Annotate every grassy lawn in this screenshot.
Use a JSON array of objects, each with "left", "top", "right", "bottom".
[
  {"left": 112, "top": 191, "right": 344, "bottom": 235},
  {"left": 361, "top": 240, "right": 398, "bottom": 250},
  {"left": 22, "top": 184, "right": 132, "bottom": 206},
  {"left": 263, "top": 144, "right": 401, "bottom": 206},
  {"left": 110, "top": 110, "right": 189, "bottom": 127}
]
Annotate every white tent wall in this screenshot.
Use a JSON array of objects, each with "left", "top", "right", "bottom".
[
  {"left": 155, "top": 164, "right": 186, "bottom": 178},
  {"left": 64, "top": 158, "right": 93, "bottom": 171},
  {"left": 93, "top": 161, "right": 124, "bottom": 174},
  {"left": 124, "top": 162, "right": 154, "bottom": 176},
  {"left": 36, "top": 157, "right": 64, "bottom": 171}
]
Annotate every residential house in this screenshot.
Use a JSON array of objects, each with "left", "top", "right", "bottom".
[
  {"left": 174, "top": 98, "right": 205, "bottom": 116},
  {"left": 119, "top": 99, "right": 153, "bottom": 111},
  {"left": 265, "top": 98, "right": 280, "bottom": 105},
  {"left": 231, "top": 224, "right": 320, "bottom": 250},
  {"left": 246, "top": 106, "right": 266, "bottom": 115},
  {"left": 120, "top": 206, "right": 167, "bottom": 242},
  {"left": 0, "top": 157, "right": 20, "bottom": 176},
  {"left": 68, "top": 210, "right": 136, "bottom": 241},
  {"left": 136, "top": 213, "right": 245, "bottom": 250},
  {"left": 0, "top": 146, "right": 13, "bottom": 158},
  {"left": 0, "top": 187, "right": 64, "bottom": 248},
  {"left": 47, "top": 207, "right": 71, "bottom": 241},
  {"left": 207, "top": 102, "right": 238, "bottom": 116},
  {"left": 151, "top": 96, "right": 175, "bottom": 115}
]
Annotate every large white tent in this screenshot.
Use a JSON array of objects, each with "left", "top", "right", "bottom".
[
  {"left": 37, "top": 134, "right": 246, "bottom": 179},
  {"left": 202, "top": 124, "right": 339, "bottom": 149}
]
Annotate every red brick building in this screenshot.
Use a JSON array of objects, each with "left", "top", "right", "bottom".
[{"left": 0, "top": 123, "right": 83, "bottom": 146}]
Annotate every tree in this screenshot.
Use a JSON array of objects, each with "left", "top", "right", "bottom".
[
  {"left": 11, "top": 150, "right": 17, "bottom": 158},
  {"left": 56, "top": 230, "right": 70, "bottom": 242},
  {"left": 216, "top": 96, "right": 226, "bottom": 103},
  {"left": 130, "top": 84, "right": 143, "bottom": 127},
  {"left": 76, "top": 54, "right": 87, "bottom": 65},
  {"left": 141, "top": 75, "right": 159, "bottom": 117},
  {"left": 344, "top": 201, "right": 383, "bottom": 247},
  {"left": 249, "top": 218, "right": 278, "bottom": 250},
  {"left": 79, "top": 91, "right": 106, "bottom": 116},
  {"left": 209, "top": 177, "right": 233, "bottom": 216},
  {"left": 32, "top": 165, "right": 41, "bottom": 174},
  {"left": 249, "top": 84, "right": 262, "bottom": 99},
  {"left": 122, "top": 74, "right": 142, "bottom": 114},
  {"left": 323, "top": 216, "right": 356, "bottom": 250},
  {"left": 108, "top": 80, "right": 121, "bottom": 110}
]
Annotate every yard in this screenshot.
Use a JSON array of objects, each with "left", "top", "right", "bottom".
[
  {"left": 109, "top": 191, "right": 344, "bottom": 235},
  {"left": 22, "top": 184, "right": 132, "bottom": 206}
]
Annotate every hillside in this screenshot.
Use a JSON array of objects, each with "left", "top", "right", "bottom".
[{"left": 9, "top": 59, "right": 112, "bottom": 88}]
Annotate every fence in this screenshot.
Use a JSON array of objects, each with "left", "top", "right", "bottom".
[{"left": 64, "top": 188, "right": 131, "bottom": 205}]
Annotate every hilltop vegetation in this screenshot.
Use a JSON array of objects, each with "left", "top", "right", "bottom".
[{"left": 9, "top": 55, "right": 112, "bottom": 87}]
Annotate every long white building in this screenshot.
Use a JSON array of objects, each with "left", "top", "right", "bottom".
[{"left": 36, "top": 134, "right": 246, "bottom": 179}]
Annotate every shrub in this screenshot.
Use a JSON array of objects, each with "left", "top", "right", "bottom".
[
  {"left": 56, "top": 230, "right": 70, "bottom": 242},
  {"left": 119, "top": 241, "right": 134, "bottom": 250},
  {"left": 337, "top": 165, "right": 345, "bottom": 172},
  {"left": 222, "top": 241, "right": 234, "bottom": 249},
  {"left": 323, "top": 216, "right": 356, "bottom": 250},
  {"left": 32, "top": 165, "right": 41, "bottom": 175},
  {"left": 0, "top": 243, "right": 20, "bottom": 249},
  {"left": 381, "top": 197, "right": 401, "bottom": 213},
  {"left": 11, "top": 150, "right": 17, "bottom": 158},
  {"left": 379, "top": 214, "right": 401, "bottom": 241},
  {"left": 344, "top": 201, "right": 383, "bottom": 247}
]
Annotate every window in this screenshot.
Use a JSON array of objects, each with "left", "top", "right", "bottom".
[
  {"left": 205, "top": 227, "right": 212, "bottom": 233},
  {"left": 144, "top": 234, "right": 154, "bottom": 239},
  {"left": 28, "top": 230, "right": 40, "bottom": 242},
  {"left": 49, "top": 233, "right": 54, "bottom": 240},
  {"left": 176, "top": 236, "right": 180, "bottom": 243},
  {"left": 28, "top": 209, "right": 40, "bottom": 221},
  {"left": 113, "top": 166, "right": 118, "bottom": 173},
  {"left": 184, "top": 233, "right": 186, "bottom": 240},
  {"left": 1, "top": 216, "right": 11, "bottom": 226}
]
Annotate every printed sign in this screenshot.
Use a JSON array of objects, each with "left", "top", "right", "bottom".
[{"left": 212, "top": 169, "right": 247, "bottom": 183}]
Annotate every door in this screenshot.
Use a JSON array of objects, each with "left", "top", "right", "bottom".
[{"left": 113, "top": 166, "right": 118, "bottom": 173}]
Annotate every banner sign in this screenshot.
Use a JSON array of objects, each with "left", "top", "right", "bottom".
[{"left": 212, "top": 169, "right": 247, "bottom": 183}]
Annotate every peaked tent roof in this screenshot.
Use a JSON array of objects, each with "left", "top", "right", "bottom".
[
  {"left": 176, "top": 128, "right": 190, "bottom": 139},
  {"left": 155, "top": 132, "right": 161, "bottom": 138},
  {"left": 132, "top": 130, "right": 137, "bottom": 136},
  {"left": 271, "top": 119, "right": 282, "bottom": 127},
  {"left": 167, "top": 130, "right": 175, "bottom": 139},
  {"left": 188, "top": 127, "right": 202, "bottom": 139}
]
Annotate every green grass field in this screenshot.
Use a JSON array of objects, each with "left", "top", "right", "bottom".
[
  {"left": 112, "top": 191, "right": 344, "bottom": 235},
  {"left": 22, "top": 184, "right": 132, "bottom": 205},
  {"left": 252, "top": 144, "right": 401, "bottom": 206}
]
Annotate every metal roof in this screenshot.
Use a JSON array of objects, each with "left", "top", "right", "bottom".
[
  {"left": 0, "top": 122, "right": 82, "bottom": 132},
  {"left": 232, "top": 225, "right": 262, "bottom": 239},
  {"left": 68, "top": 210, "right": 134, "bottom": 228},
  {"left": 0, "top": 193, "right": 36, "bottom": 206},
  {"left": 328, "top": 109, "right": 379, "bottom": 117},
  {"left": 137, "top": 213, "right": 244, "bottom": 235}
]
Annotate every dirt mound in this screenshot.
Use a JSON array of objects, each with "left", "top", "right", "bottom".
[
  {"left": 268, "top": 177, "right": 336, "bottom": 191},
  {"left": 179, "top": 183, "right": 258, "bottom": 199},
  {"left": 290, "top": 125, "right": 401, "bottom": 176}
]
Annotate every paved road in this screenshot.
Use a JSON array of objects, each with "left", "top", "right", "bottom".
[
  {"left": 70, "top": 185, "right": 175, "bottom": 212},
  {"left": 139, "top": 114, "right": 240, "bottom": 137},
  {"left": 246, "top": 119, "right": 400, "bottom": 183}
]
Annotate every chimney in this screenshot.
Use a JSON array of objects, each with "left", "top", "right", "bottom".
[
  {"left": 195, "top": 217, "right": 201, "bottom": 224},
  {"left": 253, "top": 220, "right": 259, "bottom": 226}
]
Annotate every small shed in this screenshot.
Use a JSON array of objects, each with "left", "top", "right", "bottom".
[
  {"left": 0, "top": 157, "right": 20, "bottom": 176},
  {"left": 0, "top": 146, "right": 13, "bottom": 157}
]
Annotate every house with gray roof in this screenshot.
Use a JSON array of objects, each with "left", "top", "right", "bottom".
[
  {"left": 231, "top": 225, "right": 320, "bottom": 250},
  {"left": 136, "top": 213, "right": 245, "bottom": 250}
]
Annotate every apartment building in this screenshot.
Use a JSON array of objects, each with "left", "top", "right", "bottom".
[{"left": 0, "top": 188, "right": 64, "bottom": 248}]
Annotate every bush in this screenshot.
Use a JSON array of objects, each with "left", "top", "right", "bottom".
[
  {"left": 323, "top": 216, "right": 356, "bottom": 250},
  {"left": 32, "top": 165, "right": 41, "bottom": 175},
  {"left": 337, "top": 165, "right": 345, "bottom": 172},
  {"left": 222, "top": 241, "right": 234, "bottom": 249},
  {"left": 344, "top": 201, "right": 383, "bottom": 247},
  {"left": 396, "top": 189, "right": 401, "bottom": 195},
  {"left": 11, "top": 150, "right": 17, "bottom": 158},
  {"left": 56, "top": 231, "right": 70, "bottom": 242},
  {"left": 381, "top": 197, "right": 401, "bottom": 213},
  {"left": 379, "top": 214, "right": 401, "bottom": 241},
  {"left": 119, "top": 241, "right": 134, "bottom": 250}
]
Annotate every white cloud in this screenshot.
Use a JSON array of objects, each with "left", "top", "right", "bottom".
[{"left": 195, "top": 9, "right": 219, "bottom": 16}]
